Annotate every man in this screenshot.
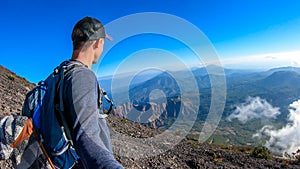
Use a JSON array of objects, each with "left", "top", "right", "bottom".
[
  {"left": 0, "top": 16, "right": 123, "bottom": 169},
  {"left": 62, "top": 16, "right": 123, "bottom": 169}
]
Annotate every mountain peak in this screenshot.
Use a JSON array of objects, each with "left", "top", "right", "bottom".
[
  {"left": 267, "top": 70, "right": 300, "bottom": 81},
  {"left": 256, "top": 70, "right": 300, "bottom": 90}
]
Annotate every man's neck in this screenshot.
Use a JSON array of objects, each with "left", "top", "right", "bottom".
[{"left": 71, "top": 50, "right": 93, "bottom": 69}]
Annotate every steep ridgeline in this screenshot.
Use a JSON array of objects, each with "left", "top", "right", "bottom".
[
  {"left": 113, "top": 72, "right": 195, "bottom": 128},
  {"left": 0, "top": 65, "right": 35, "bottom": 118}
]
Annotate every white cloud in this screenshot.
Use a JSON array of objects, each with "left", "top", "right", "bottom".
[
  {"left": 229, "top": 97, "right": 300, "bottom": 156},
  {"left": 255, "top": 99, "right": 300, "bottom": 156},
  {"left": 221, "top": 50, "right": 300, "bottom": 69},
  {"left": 227, "top": 96, "right": 281, "bottom": 123}
]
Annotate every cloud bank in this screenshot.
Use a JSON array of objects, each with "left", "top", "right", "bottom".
[
  {"left": 255, "top": 99, "right": 300, "bottom": 155},
  {"left": 227, "top": 96, "right": 281, "bottom": 123}
]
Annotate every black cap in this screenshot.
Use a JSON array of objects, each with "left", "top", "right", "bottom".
[{"left": 72, "top": 16, "right": 112, "bottom": 42}]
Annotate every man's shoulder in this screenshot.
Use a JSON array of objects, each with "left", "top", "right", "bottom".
[
  {"left": 64, "top": 65, "right": 98, "bottom": 93},
  {"left": 63, "top": 61, "right": 96, "bottom": 80}
]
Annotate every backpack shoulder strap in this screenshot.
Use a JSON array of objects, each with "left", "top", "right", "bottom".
[
  {"left": 56, "top": 61, "right": 84, "bottom": 144},
  {"left": 97, "top": 82, "right": 114, "bottom": 115}
]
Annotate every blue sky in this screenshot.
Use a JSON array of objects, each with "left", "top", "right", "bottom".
[{"left": 1, "top": 0, "right": 300, "bottom": 83}]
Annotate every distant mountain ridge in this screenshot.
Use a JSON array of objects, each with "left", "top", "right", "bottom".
[
  {"left": 267, "top": 66, "right": 300, "bottom": 75},
  {"left": 111, "top": 66, "right": 300, "bottom": 128},
  {"left": 256, "top": 71, "right": 300, "bottom": 89},
  {"left": 192, "top": 64, "right": 257, "bottom": 77}
]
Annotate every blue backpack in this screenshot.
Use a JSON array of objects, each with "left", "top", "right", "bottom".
[
  {"left": 4, "top": 61, "right": 114, "bottom": 168},
  {"left": 21, "top": 62, "right": 81, "bottom": 169}
]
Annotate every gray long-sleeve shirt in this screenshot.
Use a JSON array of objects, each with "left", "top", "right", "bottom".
[{"left": 63, "top": 60, "right": 123, "bottom": 169}]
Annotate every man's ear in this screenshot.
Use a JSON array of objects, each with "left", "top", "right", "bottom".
[
  {"left": 98, "top": 38, "right": 104, "bottom": 45},
  {"left": 94, "top": 39, "right": 104, "bottom": 48}
]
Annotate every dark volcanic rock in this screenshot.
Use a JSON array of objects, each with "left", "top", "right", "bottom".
[
  {"left": 0, "top": 65, "right": 300, "bottom": 169},
  {"left": 0, "top": 65, "right": 35, "bottom": 118}
]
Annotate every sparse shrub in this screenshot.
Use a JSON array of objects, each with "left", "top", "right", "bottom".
[
  {"left": 281, "top": 149, "right": 300, "bottom": 165},
  {"left": 186, "top": 134, "right": 199, "bottom": 141},
  {"left": 290, "top": 149, "right": 300, "bottom": 163},
  {"left": 212, "top": 153, "right": 223, "bottom": 163},
  {"left": 282, "top": 159, "right": 290, "bottom": 166},
  {"left": 121, "top": 118, "right": 128, "bottom": 123},
  {"left": 191, "top": 142, "right": 197, "bottom": 148},
  {"left": 174, "top": 130, "right": 183, "bottom": 136},
  {"left": 7, "top": 74, "right": 15, "bottom": 81},
  {"left": 237, "top": 145, "right": 252, "bottom": 154},
  {"left": 285, "top": 152, "right": 292, "bottom": 159},
  {"left": 296, "top": 149, "right": 300, "bottom": 162},
  {"left": 250, "top": 146, "right": 272, "bottom": 160}
]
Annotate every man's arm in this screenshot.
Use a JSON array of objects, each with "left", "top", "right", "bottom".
[{"left": 65, "top": 68, "right": 123, "bottom": 169}]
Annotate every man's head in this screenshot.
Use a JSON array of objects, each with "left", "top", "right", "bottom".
[
  {"left": 72, "top": 16, "right": 108, "bottom": 51},
  {"left": 71, "top": 16, "right": 111, "bottom": 65}
]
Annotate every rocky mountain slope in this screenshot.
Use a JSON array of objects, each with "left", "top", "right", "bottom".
[
  {"left": 0, "top": 65, "right": 35, "bottom": 118},
  {"left": 1, "top": 65, "right": 300, "bottom": 168}
]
